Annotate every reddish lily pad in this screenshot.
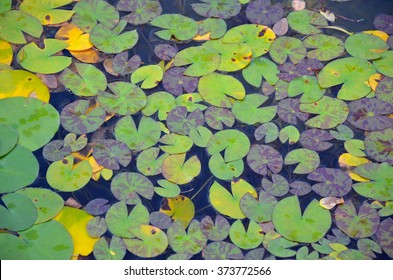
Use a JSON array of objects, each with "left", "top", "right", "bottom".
[
  {"left": 200, "top": 215, "right": 230, "bottom": 241},
  {"left": 278, "top": 98, "right": 309, "bottom": 125},
  {"left": 262, "top": 174, "right": 289, "bottom": 197},
  {"left": 116, "top": 0, "right": 162, "bottom": 25},
  {"left": 246, "top": 0, "right": 284, "bottom": 26},
  {"left": 203, "top": 241, "right": 244, "bottom": 260},
  {"left": 308, "top": 168, "right": 352, "bottom": 196},
  {"left": 154, "top": 44, "right": 177, "bottom": 61},
  {"left": 149, "top": 211, "right": 172, "bottom": 230},
  {"left": 375, "top": 77, "right": 393, "bottom": 105},
  {"left": 42, "top": 140, "right": 71, "bottom": 162},
  {"left": 191, "top": 0, "right": 241, "bottom": 19},
  {"left": 92, "top": 139, "right": 132, "bottom": 170},
  {"left": 162, "top": 67, "right": 198, "bottom": 96},
  {"left": 299, "top": 129, "right": 334, "bottom": 151},
  {"left": 112, "top": 52, "right": 141, "bottom": 75},
  {"left": 374, "top": 14, "right": 393, "bottom": 34},
  {"left": 365, "top": 128, "right": 393, "bottom": 164},
  {"left": 84, "top": 198, "right": 111, "bottom": 216},
  {"left": 247, "top": 144, "right": 283, "bottom": 176},
  {"left": 289, "top": 181, "right": 312, "bottom": 196},
  {"left": 269, "top": 36, "right": 306, "bottom": 64},
  {"left": 166, "top": 106, "right": 204, "bottom": 135},
  {"left": 376, "top": 218, "right": 393, "bottom": 258},
  {"left": 205, "top": 107, "right": 234, "bottom": 130}
]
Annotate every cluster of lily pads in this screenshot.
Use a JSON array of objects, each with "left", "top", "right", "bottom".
[{"left": 0, "top": 0, "right": 392, "bottom": 260}]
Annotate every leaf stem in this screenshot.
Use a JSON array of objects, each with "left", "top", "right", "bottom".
[
  {"left": 316, "top": 25, "right": 353, "bottom": 36},
  {"left": 191, "top": 175, "right": 214, "bottom": 201}
]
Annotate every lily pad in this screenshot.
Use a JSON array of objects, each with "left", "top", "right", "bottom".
[
  {"left": 269, "top": 36, "right": 306, "bottom": 64},
  {"left": 150, "top": 14, "right": 198, "bottom": 41},
  {"left": 277, "top": 98, "right": 309, "bottom": 125},
  {"left": 229, "top": 220, "right": 264, "bottom": 250},
  {"left": 203, "top": 241, "right": 244, "bottom": 260},
  {"left": 242, "top": 57, "right": 279, "bottom": 88},
  {"left": 247, "top": 144, "right": 283, "bottom": 176},
  {"left": 376, "top": 218, "right": 393, "bottom": 258},
  {"left": 154, "top": 44, "right": 177, "bottom": 61},
  {"left": 142, "top": 91, "right": 176, "bottom": 121},
  {"left": 240, "top": 191, "right": 277, "bottom": 222},
  {"left": 189, "top": 126, "right": 213, "bottom": 147},
  {"left": 162, "top": 67, "right": 198, "bottom": 95},
  {"left": 20, "top": 0, "right": 74, "bottom": 25},
  {"left": 357, "top": 239, "right": 382, "bottom": 258},
  {"left": 162, "top": 153, "right": 201, "bottom": 185},
  {"left": 288, "top": 76, "right": 325, "bottom": 103},
  {"left": 287, "top": 10, "right": 328, "bottom": 35},
  {"left": 299, "top": 129, "right": 334, "bottom": 151},
  {"left": 375, "top": 77, "right": 393, "bottom": 105},
  {"left": 254, "top": 122, "right": 279, "bottom": 143},
  {"left": 93, "top": 236, "right": 126, "bottom": 260},
  {"left": 204, "top": 107, "right": 234, "bottom": 130},
  {"left": 116, "top": 0, "right": 162, "bottom": 25},
  {"left": 149, "top": 211, "right": 172, "bottom": 230},
  {"left": 207, "top": 129, "right": 250, "bottom": 162},
  {"left": 365, "top": 128, "right": 393, "bottom": 164},
  {"left": 272, "top": 196, "right": 332, "bottom": 243},
  {"left": 335, "top": 200, "right": 380, "bottom": 239},
  {"left": 264, "top": 232, "right": 298, "bottom": 258},
  {"left": 246, "top": 0, "right": 284, "bottom": 26},
  {"left": 154, "top": 179, "right": 181, "bottom": 198},
  {"left": 284, "top": 148, "right": 320, "bottom": 174},
  {"left": 92, "top": 139, "right": 132, "bottom": 170},
  {"left": 167, "top": 220, "right": 207, "bottom": 254},
  {"left": 200, "top": 215, "right": 230, "bottom": 241},
  {"left": 279, "top": 125, "right": 300, "bottom": 145},
  {"left": 373, "top": 51, "right": 393, "bottom": 77},
  {"left": 159, "top": 133, "right": 193, "bottom": 154},
  {"left": 197, "top": 18, "right": 227, "bottom": 39},
  {"left": 208, "top": 153, "right": 244, "bottom": 180},
  {"left": 345, "top": 33, "right": 389, "bottom": 60},
  {"left": 289, "top": 181, "right": 312, "bottom": 196},
  {"left": 160, "top": 195, "right": 195, "bottom": 228},
  {"left": 167, "top": 106, "right": 204, "bottom": 136},
  {"left": 262, "top": 174, "right": 289, "bottom": 197},
  {"left": 191, "top": 0, "right": 241, "bottom": 19},
  {"left": 0, "top": 124, "right": 18, "bottom": 157},
  {"left": 308, "top": 168, "right": 352, "bottom": 196},
  {"left": 374, "top": 14, "right": 393, "bottom": 35},
  {"left": 131, "top": 64, "right": 163, "bottom": 89},
  {"left": 111, "top": 172, "right": 154, "bottom": 205},
  {"left": 136, "top": 147, "right": 168, "bottom": 176},
  {"left": 84, "top": 198, "right": 111, "bottom": 216},
  {"left": 87, "top": 217, "right": 107, "bottom": 237},
  {"left": 112, "top": 52, "right": 141, "bottom": 75},
  {"left": 42, "top": 140, "right": 71, "bottom": 162},
  {"left": 304, "top": 34, "right": 345, "bottom": 61}
]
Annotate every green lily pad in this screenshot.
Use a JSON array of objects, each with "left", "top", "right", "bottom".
[
  {"left": 240, "top": 191, "right": 277, "bottom": 223},
  {"left": 318, "top": 58, "right": 376, "bottom": 100},
  {"left": 242, "top": 57, "right": 279, "bottom": 87},
  {"left": 0, "top": 10, "right": 43, "bottom": 44},
  {"left": 20, "top": 0, "right": 74, "bottom": 25},
  {"left": 142, "top": 91, "right": 176, "bottom": 121},
  {"left": 110, "top": 172, "right": 154, "bottom": 205},
  {"left": 90, "top": 21, "right": 138, "bottom": 54},
  {"left": 288, "top": 76, "right": 325, "bottom": 103},
  {"left": 232, "top": 94, "right": 277, "bottom": 125},
  {"left": 115, "top": 116, "right": 161, "bottom": 151},
  {"left": 272, "top": 196, "right": 332, "bottom": 243},
  {"left": 150, "top": 14, "right": 198, "bottom": 41},
  {"left": 98, "top": 82, "right": 146, "bottom": 115},
  {"left": 93, "top": 236, "right": 126, "bottom": 260},
  {"left": 0, "top": 0, "right": 11, "bottom": 14},
  {"left": 191, "top": 0, "right": 241, "bottom": 19},
  {"left": 254, "top": 122, "right": 279, "bottom": 143},
  {"left": 60, "top": 63, "right": 107, "bottom": 97},
  {"left": 373, "top": 51, "right": 393, "bottom": 77},
  {"left": 229, "top": 220, "right": 264, "bottom": 250},
  {"left": 296, "top": 246, "right": 319, "bottom": 260},
  {"left": 208, "top": 153, "right": 244, "bottom": 181},
  {"left": 16, "top": 188, "right": 63, "bottom": 224},
  {"left": 284, "top": 148, "right": 320, "bottom": 174},
  {"left": 130, "top": 65, "right": 163, "bottom": 89},
  {"left": 167, "top": 220, "right": 207, "bottom": 254},
  {"left": 287, "top": 10, "right": 328, "bottom": 35},
  {"left": 299, "top": 96, "right": 349, "bottom": 129},
  {"left": 263, "top": 231, "right": 297, "bottom": 258},
  {"left": 207, "top": 129, "right": 250, "bottom": 162},
  {"left": 17, "top": 39, "right": 71, "bottom": 74},
  {"left": 197, "top": 17, "right": 227, "bottom": 39},
  {"left": 198, "top": 73, "right": 245, "bottom": 108},
  {"left": 159, "top": 133, "right": 193, "bottom": 154},
  {"left": 209, "top": 179, "right": 257, "bottom": 219},
  {"left": 64, "top": 133, "right": 88, "bottom": 152},
  {"left": 203, "top": 241, "right": 244, "bottom": 260},
  {"left": 154, "top": 179, "right": 181, "bottom": 198},
  {"left": 200, "top": 215, "right": 230, "bottom": 241},
  {"left": 106, "top": 202, "right": 149, "bottom": 238},
  {"left": 166, "top": 106, "right": 204, "bottom": 135},
  {"left": 136, "top": 147, "right": 168, "bottom": 176},
  {"left": 262, "top": 174, "right": 289, "bottom": 197},
  {"left": 357, "top": 239, "right": 382, "bottom": 258},
  {"left": 269, "top": 36, "right": 306, "bottom": 64},
  {"left": 0, "top": 220, "right": 73, "bottom": 260},
  {"left": 304, "top": 34, "right": 345, "bottom": 61},
  {"left": 188, "top": 126, "right": 213, "bottom": 148},
  {"left": 204, "top": 107, "right": 234, "bottom": 130},
  {"left": 329, "top": 124, "right": 354, "bottom": 141},
  {"left": 176, "top": 93, "right": 207, "bottom": 112},
  {"left": 0, "top": 123, "right": 18, "bottom": 157},
  {"left": 352, "top": 163, "right": 393, "bottom": 201},
  {"left": 345, "top": 33, "right": 389, "bottom": 60},
  {"left": 0, "top": 145, "right": 39, "bottom": 194},
  {"left": 345, "top": 139, "right": 366, "bottom": 157},
  {"left": 160, "top": 195, "right": 195, "bottom": 228},
  {"left": 0, "top": 192, "right": 37, "bottom": 231},
  {"left": 162, "top": 153, "right": 201, "bottom": 185},
  {"left": 279, "top": 125, "right": 300, "bottom": 144},
  {"left": 337, "top": 249, "right": 371, "bottom": 260}
]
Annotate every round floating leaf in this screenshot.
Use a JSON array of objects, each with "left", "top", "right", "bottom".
[
  {"left": 0, "top": 220, "right": 73, "bottom": 260},
  {"left": 254, "top": 122, "right": 279, "bottom": 143},
  {"left": 136, "top": 147, "right": 168, "bottom": 176},
  {"left": 375, "top": 77, "right": 393, "bottom": 105},
  {"left": 200, "top": 215, "right": 230, "bottom": 241},
  {"left": 376, "top": 218, "right": 393, "bottom": 258},
  {"left": 142, "top": 91, "right": 176, "bottom": 121},
  {"left": 111, "top": 172, "right": 154, "bottom": 205},
  {"left": 162, "top": 153, "right": 201, "bottom": 185},
  {"left": 205, "top": 107, "right": 234, "bottom": 130},
  {"left": 60, "top": 63, "right": 107, "bottom": 97},
  {"left": 299, "top": 97, "right": 349, "bottom": 129},
  {"left": 207, "top": 129, "right": 250, "bottom": 162},
  {"left": 345, "top": 33, "right": 388, "bottom": 60},
  {"left": 335, "top": 200, "right": 380, "bottom": 239},
  {"left": 273, "top": 196, "right": 331, "bottom": 243},
  {"left": 17, "top": 39, "right": 71, "bottom": 74},
  {"left": 87, "top": 216, "right": 107, "bottom": 237},
  {"left": 124, "top": 225, "right": 168, "bottom": 258},
  {"left": 191, "top": 0, "right": 241, "bottom": 19},
  {"left": 149, "top": 211, "right": 172, "bottom": 230},
  {"left": 84, "top": 198, "right": 110, "bottom": 216},
  {"left": 42, "top": 140, "right": 71, "bottom": 162},
  {"left": 247, "top": 144, "right": 283, "bottom": 176},
  {"left": 93, "top": 139, "right": 132, "bottom": 170},
  {"left": 154, "top": 179, "right": 181, "bottom": 198},
  {"left": 0, "top": 192, "right": 37, "bottom": 231},
  {"left": 209, "top": 180, "right": 257, "bottom": 219},
  {"left": 16, "top": 188, "right": 63, "bottom": 224},
  {"left": 373, "top": 51, "right": 393, "bottom": 77},
  {"left": 347, "top": 98, "right": 393, "bottom": 131},
  {"left": 279, "top": 125, "right": 300, "bottom": 145},
  {"left": 345, "top": 139, "right": 366, "bottom": 157},
  {"left": 150, "top": 14, "right": 198, "bottom": 41},
  {"left": 154, "top": 44, "right": 177, "bottom": 61},
  {"left": 246, "top": 0, "right": 284, "bottom": 26},
  {"left": 287, "top": 10, "right": 328, "bottom": 35},
  {"left": 299, "top": 129, "right": 333, "bottom": 151},
  {"left": 20, "top": 0, "right": 74, "bottom": 25},
  {"left": 54, "top": 23, "right": 93, "bottom": 52},
  {"left": 318, "top": 58, "right": 376, "bottom": 100},
  {"left": 0, "top": 97, "right": 59, "bottom": 151},
  {"left": 112, "top": 52, "right": 141, "bottom": 75},
  {"left": 166, "top": 106, "right": 204, "bottom": 135},
  {"left": 203, "top": 241, "right": 244, "bottom": 260},
  {"left": 64, "top": 133, "right": 88, "bottom": 152},
  {"left": 365, "top": 128, "right": 393, "bottom": 164},
  {"left": 330, "top": 124, "right": 354, "bottom": 141},
  {"left": 90, "top": 21, "right": 138, "bottom": 54},
  {"left": 159, "top": 134, "right": 193, "bottom": 154},
  {"left": 296, "top": 246, "right": 319, "bottom": 260},
  {"left": 106, "top": 202, "right": 149, "bottom": 238},
  {"left": 98, "top": 82, "right": 146, "bottom": 115},
  {"left": 176, "top": 93, "right": 207, "bottom": 112},
  {"left": 93, "top": 236, "right": 126, "bottom": 260},
  {"left": 289, "top": 181, "right": 312, "bottom": 196},
  {"left": 374, "top": 14, "right": 393, "bottom": 34},
  {"left": 284, "top": 148, "right": 320, "bottom": 174},
  {"left": 357, "top": 239, "right": 382, "bottom": 258},
  {"left": 264, "top": 232, "right": 298, "bottom": 258},
  {"left": 198, "top": 73, "right": 245, "bottom": 108},
  {"left": 162, "top": 67, "right": 198, "bottom": 95},
  {"left": 288, "top": 76, "right": 325, "bottom": 104},
  {"left": 116, "top": 0, "right": 162, "bottom": 25},
  {"left": 269, "top": 36, "right": 306, "bottom": 64},
  {"left": 232, "top": 94, "right": 277, "bottom": 125},
  {"left": 189, "top": 126, "right": 213, "bottom": 148},
  {"left": 240, "top": 191, "right": 277, "bottom": 223},
  {"left": 262, "top": 174, "right": 289, "bottom": 197},
  {"left": 208, "top": 153, "right": 244, "bottom": 181},
  {"left": 304, "top": 34, "right": 345, "bottom": 61},
  {"left": 197, "top": 18, "right": 227, "bottom": 39},
  {"left": 352, "top": 163, "right": 393, "bottom": 201},
  {"left": 0, "top": 145, "right": 39, "bottom": 194},
  {"left": 0, "top": 10, "right": 43, "bottom": 44},
  {"left": 308, "top": 168, "right": 352, "bottom": 196},
  {"left": 61, "top": 100, "right": 106, "bottom": 134},
  {"left": 0, "top": 123, "right": 18, "bottom": 157},
  {"left": 242, "top": 57, "right": 279, "bottom": 88},
  {"left": 167, "top": 220, "right": 207, "bottom": 254},
  {"left": 160, "top": 195, "right": 195, "bottom": 228},
  {"left": 130, "top": 65, "right": 163, "bottom": 89},
  {"left": 115, "top": 116, "right": 161, "bottom": 151},
  {"left": 229, "top": 220, "right": 264, "bottom": 250}
]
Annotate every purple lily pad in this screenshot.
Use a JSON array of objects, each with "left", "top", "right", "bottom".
[
  {"left": 154, "top": 44, "right": 177, "bottom": 61},
  {"left": 42, "top": 140, "right": 71, "bottom": 162},
  {"left": 85, "top": 198, "right": 111, "bottom": 216},
  {"left": 191, "top": 0, "right": 241, "bottom": 20},
  {"left": 149, "top": 211, "right": 172, "bottom": 230},
  {"left": 335, "top": 200, "right": 380, "bottom": 239},
  {"left": 254, "top": 122, "right": 279, "bottom": 143},
  {"left": 262, "top": 80, "right": 289, "bottom": 100},
  {"left": 204, "top": 106, "right": 235, "bottom": 130},
  {"left": 376, "top": 218, "right": 393, "bottom": 258},
  {"left": 166, "top": 106, "right": 205, "bottom": 135},
  {"left": 162, "top": 67, "right": 198, "bottom": 96},
  {"left": 60, "top": 100, "right": 106, "bottom": 134},
  {"left": 295, "top": 58, "right": 324, "bottom": 76},
  {"left": 112, "top": 52, "right": 141, "bottom": 75},
  {"left": 273, "top": 18, "right": 288, "bottom": 36},
  {"left": 261, "top": 174, "right": 289, "bottom": 197},
  {"left": 327, "top": 228, "right": 351, "bottom": 246},
  {"left": 277, "top": 62, "right": 305, "bottom": 82},
  {"left": 200, "top": 215, "right": 230, "bottom": 241},
  {"left": 347, "top": 98, "right": 393, "bottom": 131},
  {"left": 203, "top": 241, "right": 244, "bottom": 260},
  {"left": 299, "top": 129, "right": 334, "bottom": 151},
  {"left": 375, "top": 77, "right": 393, "bottom": 105},
  {"left": 86, "top": 216, "right": 107, "bottom": 237},
  {"left": 365, "top": 128, "right": 393, "bottom": 165},
  {"left": 93, "top": 139, "right": 132, "bottom": 170},
  {"left": 247, "top": 144, "right": 283, "bottom": 176},
  {"left": 278, "top": 98, "right": 309, "bottom": 125},
  {"left": 245, "top": 0, "right": 284, "bottom": 26},
  {"left": 308, "top": 168, "right": 352, "bottom": 196},
  {"left": 374, "top": 14, "right": 393, "bottom": 35},
  {"left": 289, "top": 181, "right": 312, "bottom": 196},
  {"left": 116, "top": 0, "right": 162, "bottom": 25},
  {"left": 245, "top": 248, "right": 265, "bottom": 260}
]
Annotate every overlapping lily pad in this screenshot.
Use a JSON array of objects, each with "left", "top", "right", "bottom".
[{"left": 191, "top": 0, "right": 241, "bottom": 19}]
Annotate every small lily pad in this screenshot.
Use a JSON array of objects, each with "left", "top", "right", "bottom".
[
  {"left": 84, "top": 198, "right": 111, "bottom": 216},
  {"left": 162, "top": 153, "right": 201, "bottom": 185},
  {"left": 247, "top": 144, "right": 283, "bottom": 176},
  {"left": 287, "top": 10, "right": 328, "bottom": 35},
  {"left": 246, "top": 0, "right": 284, "bottom": 26},
  {"left": 207, "top": 129, "right": 250, "bottom": 162},
  {"left": 162, "top": 67, "right": 198, "bottom": 95},
  {"left": 203, "top": 241, "right": 244, "bottom": 260},
  {"left": 232, "top": 94, "right": 277, "bottom": 125},
  {"left": 269, "top": 36, "right": 306, "bottom": 64},
  {"left": 229, "top": 220, "right": 264, "bottom": 250},
  {"left": 240, "top": 191, "right": 277, "bottom": 222},
  {"left": 150, "top": 14, "right": 198, "bottom": 41},
  {"left": 93, "top": 139, "right": 132, "bottom": 170},
  {"left": 376, "top": 218, "right": 393, "bottom": 258},
  {"left": 365, "top": 128, "right": 393, "bottom": 164},
  {"left": 116, "top": 0, "right": 162, "bottom": 25},
  {"left": 93, "top": 236, "right": 126, "bottom": 260},
  {"left": 262, "top": 174, "right": 289, "bottom": 197},
  {"left": 136, "top": 147, "right": 168, "bottom": 176},
  {"left": 191, "top": 0, "right": 241, "bottom": 19},
  {"left": 131, "top": 64, "right": 163, "bottom": 89},
  {"left": 254, "top": 122, "right": 279, "bottom": 143},
  {"left": 208, "top": 153, "right": 244, "bottom": 181},
  {"left": 278, "top": 98, "right": 309, "bottom": 125},
  {"left": 42, "top": 140, "right": 71, "bottom": 162},
  {"left": 111, "top": 172, "right": 154, "bottom": 205},
  {"left": 299, "top": 129, "right": 334, "bottom": 151},
  {"left": 284, "top": 148, "right": 320, "bottom": 174},
  {"left": 200, "top": 215, "right": 230, "bottom": 241},
  {"left": 204, "top": 107, "right": 234, "bottom": 130},
  {"left": 242, "top": 57, "right": 279, "bottom": 87},
  {"left": 142, "top": 91, "right": 176, "bottom": 121},
  {"left": 154, "top": 179, "right": 181, "bottom": 198}
]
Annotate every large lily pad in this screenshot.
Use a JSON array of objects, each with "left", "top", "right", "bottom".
[
  {"left": 365, "top": 128, "right": 393, "bottom": 164},
  {"left": 345, "top": 33, "right": 389, "bottom": 60},
  {"left": 0, "top": 124, "right": 17, "bottom": 157},
  {"left": 191, "top": 0, "right": 241, "bottom": 19},
  {"left": 159, "top": 133, "right": 193, "bottom": 154},
  {"left": 304, "top": 34, "right": 345, "bottom": 61},
  {"left": 167, "top": 220, "right": 207, "bottom": 254},
  {"left": 272, "top": 196, "right": 331, "bottom": 243},
  {"left": 207, "top": 129, "right": 250, "bottom": 162},
  {"left": 232, "top": 94, "right": 277, "bottom": 125},
  {"left": 308, "top": 168, "right": 352, "bottom": 196},
  {"left": 247, "top": 144, "right": 283, "bottom": 176}
]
